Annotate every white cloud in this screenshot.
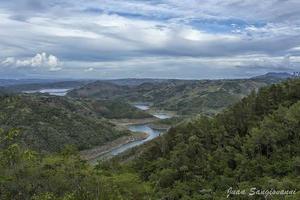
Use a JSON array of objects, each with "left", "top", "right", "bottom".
[
  {"left": 84, "top": 67, "right": 94, "bottom": 72},
  {"left": 179, "top": 28, "right": 239, "bottom": 42},
  {"left": 1, "top": 52, "right": 62, "bottom": 71}
]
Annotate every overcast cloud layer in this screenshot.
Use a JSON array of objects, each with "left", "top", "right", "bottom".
[{"left": 1, "top": 0, "right": 300, "bottom": 79}]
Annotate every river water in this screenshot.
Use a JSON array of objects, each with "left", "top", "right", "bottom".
[
  {"left": 93, "top": 103, "right": 171, "bottom": 161},
  {"left": 133, "top": 104, "right": 172, "bottom": 120},
  {"left": 107, "top": 125, "right": 161, "bottom": 156}
]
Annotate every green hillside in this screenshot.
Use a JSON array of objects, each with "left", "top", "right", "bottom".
[
  {"left": 129, "top": 78, "right": 300, "bottom": 199},
  {"left": 0, "top": 94, "right": 131, "bottom": 153},
  {"left": 82, "top": 99, "right": 153, "bottom": 119},
  {"left": 68, "top": 78, "right": 281, "bottom": 115}
]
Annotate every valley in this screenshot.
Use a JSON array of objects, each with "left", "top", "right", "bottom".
[
  {"left": 0, "top": 74, "right": 299, "bottom": 199},
  {"left": 2, "top": 1, "right": 300, "bottom": 198},
  {"left": 82, "top": 103, "right": 172, "bottom": 164},
  {"left": 0, "top": 81, "right": 175, "bottom": 161},
  {"left": 0, "top": 74, "right": 290, "bottom": 155}
]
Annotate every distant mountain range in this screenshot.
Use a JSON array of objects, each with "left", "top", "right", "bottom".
[
  {"left": 0, "top": 79, "right": 67, "bottom": 86},
  {"left": 0, "top": 78, "right": 166, "bottom": 88},
  {"left": 1, "top": 80, "right": 93, "bottom": 92},
  {"left": 0, "top": 72, "right": 293, "bottom": 88},
  {"left": 251, "top": 72, "right": 293, "bottom": 80}
]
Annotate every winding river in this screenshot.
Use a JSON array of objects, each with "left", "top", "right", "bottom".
[
  {"left": 106, "top": 125, "right": 162, "bottom": 157},
  {"left": 23, "top": 89, "right": 171, "bottom": 161},
  {"left": 93, "top": 104, "right": 171, "bottom": 161}
]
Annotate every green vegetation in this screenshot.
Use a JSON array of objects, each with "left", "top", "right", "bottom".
[
  {"left": 68, "top": 78, "right": 281, "bottom": 116},
  {"left": 149, "top": 116, "right": 185, "bottom": 130},
  {"left": 0, "top": 129, "right": 153, "bottom": 200},
  {"left": 1, "top": 78, "right": 300, "bottom": 199},
  {"left": 83, "top": 99, "right": 153, "bottom": 119},
  {"left": 0, "top": 95, "right": 131, "bottom": 152}
]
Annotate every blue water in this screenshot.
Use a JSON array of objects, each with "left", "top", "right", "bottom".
[
  {"left": 92, "top": 103, "right": 171, "bottom": 162},
  {"left": 108, "top": 125, "right": 161, "bottom": 156}
]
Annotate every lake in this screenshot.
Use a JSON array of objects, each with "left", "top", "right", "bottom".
[{"left": 23, "top": 88, "right": 72, "bottom": 96}]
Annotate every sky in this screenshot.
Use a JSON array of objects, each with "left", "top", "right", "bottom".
[{"left": 1, "top": 0, "right": 300, "bottom": 79}]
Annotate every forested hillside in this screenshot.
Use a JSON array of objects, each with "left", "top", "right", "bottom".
[
  {"left": 82, "top": 99, "right": 152, "bottom": 119},
  {"left": 68, "top": 78, "right": 283, "bottom": 115},
  {"left": 0, "top": 94, "right": 134, "bottom": 152},
  {"left": 0, "top": 79, "right": 299, "bottom": 199},
  {"left": 130, "top": 78, "right": 300, "bottom": 199},
  {"left": 0, "top": 130, "right": 153, "bottom": 200}
]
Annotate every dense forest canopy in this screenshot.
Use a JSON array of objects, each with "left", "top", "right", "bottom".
[{"left": 130, "top": 78, "right": 300, "bottom": 199}]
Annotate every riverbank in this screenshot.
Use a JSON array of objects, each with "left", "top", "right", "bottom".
[
  {"left": 80, "top": 132, "right": 148, "bottom": 162},
  {"left": 148, "top": 123, "right": 170, "bottom": 130}
]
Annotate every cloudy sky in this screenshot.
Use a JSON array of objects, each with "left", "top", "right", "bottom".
[{"left": 1, "top": 0, "right": 300, "bottom": 79}]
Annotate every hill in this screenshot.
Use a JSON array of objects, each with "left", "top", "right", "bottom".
[
  {"left": 104, "top": 78, "right": 167, "bottom": 86},
  {"left": 68, "top": 78, "right": 284, "bottom": 115},
  {"left": 0, "top": 94, "right": 133, "bottom": 153},
  {"left": 68, "top": 81, "right": 130, "bottom": 99},
  {"left": 83, "top": 99, "right": 152, "bottom": 119},
  {"left": 251, "top": 72, "right": 293, "bottom": 82}
]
